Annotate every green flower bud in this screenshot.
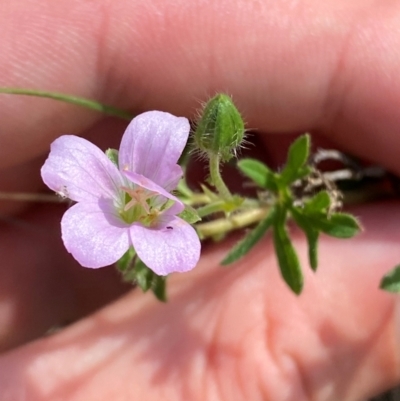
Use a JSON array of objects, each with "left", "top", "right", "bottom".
[{"left": 194, "top": 94, "right": 245, "bottom": 162}]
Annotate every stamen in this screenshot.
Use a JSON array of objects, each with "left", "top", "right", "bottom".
[{"left": 121, "top": 186, "right": 154, "bottom": 213}]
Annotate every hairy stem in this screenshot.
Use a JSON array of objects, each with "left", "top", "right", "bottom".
[{"left": 209, "top": 153, "right": 232, "bottom": 200}]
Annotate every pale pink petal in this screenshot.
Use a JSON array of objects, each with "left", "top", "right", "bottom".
[
  {"left": 41, "top": 135, "right": 124, "bottom": 202},
  {"left": 161, "top": 164, "right": 183, "bottom": 192},
  {"left": 119, "top": 111, "right": 189, "bottom": 188},
  {"left": 61, "top": 201, "right": 130, "bottom": 268},
  {"left": 123, "top": 170, "right": 184, "bottom": 215},
  {"left": 130, "top": 217, "right": 201, "bottom": 275}
]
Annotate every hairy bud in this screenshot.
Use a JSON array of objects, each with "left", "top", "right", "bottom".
[{"left": 194, "top": 94, "right": 245, "bottom": 162}]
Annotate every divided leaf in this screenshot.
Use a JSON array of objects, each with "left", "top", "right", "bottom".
[
  {"left": 380, "top": 265, "right": 400, "bottom": 293},
  {"left": 237, "top": 158, "right": 277, "bottom": 190},
  {"left": 221, "top": 207, "right": 276, "bottom": 265},
  {"left": 273, "top": 207, "right": 303, "bottom": 294}
]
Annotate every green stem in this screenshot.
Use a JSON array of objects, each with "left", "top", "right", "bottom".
[
  {"left": 197, "top": 201, "right": 226, "bottom": 218},
  {"left": 209, "top": 153, "right": 232, "bottom": 200},
  {"left": 0, "top": 87, "right": 133, "bottom": 120},
  {"left": 196, "top": 207, "right": 269, "bottom": 239}
]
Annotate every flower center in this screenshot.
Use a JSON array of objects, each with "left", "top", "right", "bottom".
[{"left": 118, "top": 186, "right": 160, "bottom": 226}]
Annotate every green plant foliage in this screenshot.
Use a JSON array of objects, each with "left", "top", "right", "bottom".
[
  {"left": 134, "top": 259, "right": 168, "bottom": 302},
  {"left": 303, "top": 190, "right": 331, "bottom": 213},
  {"left": 237, "top": 158, "right": 277, "bottom": 190},
  {"left": 116, "top": 249, "right": 167, "bottom": 302},
  {"left": 178, "top": 205, "right": 202, "bottom": 224},
  {"left": 221, "top": 207, "right": 276, "bottom": 265},
  {"left": 290, "top": 207, "right": 319, "bottom": 270},
  {"left": 280, "top": 134, "right": 311, "bottom": 185},
  {"left": 116, "top": 247, "right": 136, "bottom": 273},
  {"left": 133, "top": 259, "right": 154, "bottom": 291},
  {"left": 380, "top": 265, "right": 400, "bottom": 293},
  {"left": 152, "top": 275, "right": 167, "bottom": 302},
  {"left": 272, "top": 206, "right": 303, "bottom": 294},
  {"left": 308, "top": 212, "right": 361, "bottom": 238},
  {"left": 105, "top": 148, "right": 119, "bottom": 167}
]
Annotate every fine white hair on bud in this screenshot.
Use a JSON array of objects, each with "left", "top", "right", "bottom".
[{"left": 193, "top": 94, "right": 245, "bottom": 162}]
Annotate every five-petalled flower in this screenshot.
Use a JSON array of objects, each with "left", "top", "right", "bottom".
[{"left": 41, "top": 111, "right": 201, "bottom": 275}]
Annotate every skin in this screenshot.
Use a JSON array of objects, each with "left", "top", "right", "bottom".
[{"left": 0, "top": 0, "right": 399, "bottom": 399}]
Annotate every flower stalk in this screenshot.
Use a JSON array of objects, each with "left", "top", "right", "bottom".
[{"left": 209, "top": 153, "right": 233, "bottom": 201}]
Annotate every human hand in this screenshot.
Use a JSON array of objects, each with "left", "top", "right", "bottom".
[{"left": 0, "top": 0, "right": 399, "bottom": 400}]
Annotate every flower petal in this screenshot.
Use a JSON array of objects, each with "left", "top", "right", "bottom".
[
  {"left": 61, "top": 201, "right": 130, "bottom": 268},
  {"left": 130, "top": 217, "right": 201, "bottom": 275},
  {"left": 119, "top": 111, "right": 189, "bottom": 189},
  {"left": 123, "top": 170, "right": 184, "bottom": 215},
  {"left": 41, "top": 135, "right": 124, "bottom": 202}
]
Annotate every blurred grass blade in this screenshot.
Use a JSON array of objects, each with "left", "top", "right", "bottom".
[
  {"left": 273, "top": 207, "right": 303, "bottom": 294},
  {"left": 221, "top": 207, "right": 276, "bottom": 265},
  {"left": 380, "top": 265, "right": 400, "bottom": 293},
  {"left": 0, "top": 87, "right": 133, "bottom": 120}
]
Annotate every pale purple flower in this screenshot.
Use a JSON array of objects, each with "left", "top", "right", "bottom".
[{"left": 41, "top": 111, "right": 201, "bottom": 275}]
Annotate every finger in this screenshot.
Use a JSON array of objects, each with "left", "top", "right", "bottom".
[
  {"left": 0, "top": 202, "right": 399, "bottom": 401},
  {"left": 1, "top": 0, "right": 400, "bottom": 173},
  {"left": 0, "top": 204, "right": 129, "bottom": 352}
]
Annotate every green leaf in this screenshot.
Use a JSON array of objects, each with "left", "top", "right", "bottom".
[
  {"left": 272, "top": 207, "right": 303, "bottom": 294},
  {"left": 152, "top": 275, "right": 167, "bottom": 302},
  {"left": 178, "top": 204, "right": 202, "bottom": 224},
  {"left": 291, "top": 208, "right": 319, "bottom": 270},
  {"left": 280, "top": 134, "right": 311, "bottom": 185},
  {"left": 380, "top": 265, "right": 400, "bottom": 293},
  {"left": 134, "top": 259, "right": 168, "bottom": 302},
  {"left": 306, "top": 229, "right": 319, "bottom": 271},
  {"left": 134, "top": 259, "right": 154, "bottom": 292},
  {"left": 221, "top": 207, "right": 276, "bottom": 265},
  {"left": 304, "top": 190, "right": 331, "bottom": 213},
  {"left": 116, "top": 247, "right": 135, "bottom": 272},
  {"left": 309, "top": 212, "right": 361, "bottom": 238},
  {"left": 237, "top": 158, "right": 277, "bottom": 190}
]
